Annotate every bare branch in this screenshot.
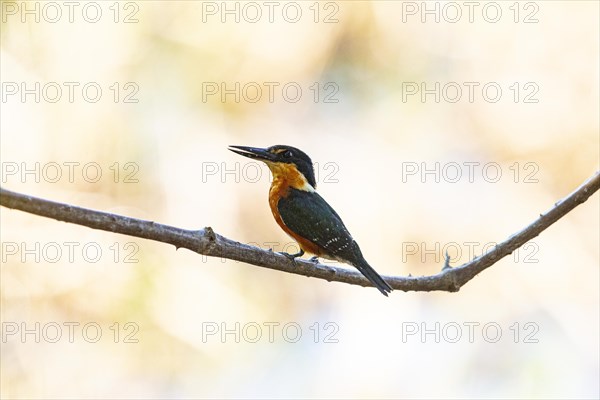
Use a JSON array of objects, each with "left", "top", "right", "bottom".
[{"left": 1, "top": 171, "right": 598, "bottom": 293}]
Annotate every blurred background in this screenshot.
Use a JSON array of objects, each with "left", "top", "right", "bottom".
[{"left": 1, "top": 1, "right": 598, "bottom": 398}]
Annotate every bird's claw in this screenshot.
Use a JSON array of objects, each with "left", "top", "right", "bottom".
[
  {"left": 280, "top": 249, "right": 305, "bottom": 261},
  {"left": 309, "top": 256, "right": 320, "bottom": 263}
]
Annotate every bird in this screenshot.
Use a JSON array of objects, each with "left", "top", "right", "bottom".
[{"left": 228, "top": 145, "right": 393, "bottom": 296}]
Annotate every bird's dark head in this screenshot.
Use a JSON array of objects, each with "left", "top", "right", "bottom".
[{"left": 228, "top": 145, "right": 316, "bottom": 189}]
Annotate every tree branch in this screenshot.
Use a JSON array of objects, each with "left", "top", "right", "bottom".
[{"left": 1, "top": 171, "right": 598, "bottom": 293}]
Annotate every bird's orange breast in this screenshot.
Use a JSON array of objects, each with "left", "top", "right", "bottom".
[{"left": 267, "top": 164, "right": 323, "bottom": 256}]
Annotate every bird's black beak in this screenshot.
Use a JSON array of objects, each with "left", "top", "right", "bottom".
[{"left": 228, "top": 145, "right": 275, "bottom": 162}]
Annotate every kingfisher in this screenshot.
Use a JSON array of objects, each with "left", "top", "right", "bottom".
[{"left": 228, "top": 145, "right": 393, "bottom": 296}]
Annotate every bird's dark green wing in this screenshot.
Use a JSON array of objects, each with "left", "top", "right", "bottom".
[
  {"left": 278, "top": 188, "right": 393, "bottom": 296},
  {"left": 277, "top": 188, "right": 356, "bottom": 261}
]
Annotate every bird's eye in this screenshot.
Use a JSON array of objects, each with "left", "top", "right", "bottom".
[{"left": 283, "top": 150, "right": 293, "bottom": 158}]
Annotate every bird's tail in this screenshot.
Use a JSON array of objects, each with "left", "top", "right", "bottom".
[{"left": 351, "top": 243, "right": 393, "bottom": 297}]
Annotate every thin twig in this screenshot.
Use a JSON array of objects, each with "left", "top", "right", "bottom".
[{"left": 1, "top": 171, "right": 598, "bottom": 293}]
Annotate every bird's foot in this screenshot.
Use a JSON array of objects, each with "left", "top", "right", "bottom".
[
  {"left": 281, "top": 249, "right": 305, "bottom": 261},
  {"left": 309, "top": 256, "right": 320, "bottom": 263}
]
